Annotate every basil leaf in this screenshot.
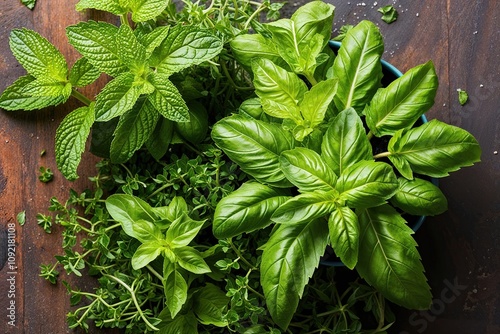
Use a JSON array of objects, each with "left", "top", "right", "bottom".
[
  {"left": 55, "top": 104, "right": 95, "bottom": 180},
  {"left": 356, "top": 205, "right": 432, "bottom": 309},
  {"left": 365, "top": 61, "right": 438, "bottom": 137},
  {"left": 213, "top": 182, "right": 290, "bottom": 239},
  {"left": 261, "top": 219, "right": 328, "bottom": 330},
  {"left": 252, "top": 58, "right": 307, "bottom": 121},
  {"left": 321, "top": 107, "right": 373, "bottom": 176},
  {"left": 69, "top": 57, "right": 101, "bottom": 87},
  {"left": 272, "top": 190, "right": 338, "bottom": 225},
  {"left": 336, "top": 161, "right": 398, "bottom": 208},
  {"left": 174, "top": 246, "right": 211, "bottom": 274},
  {"left": 110, "top": 98, "right": 159, "bottom": 163},
  {"left": 192, "top": 284, "right": 229, "bottom": 327},
  {"left": 9, "top": 28, "right": 68, "bottom": 81},
  {"left": 131, "top": 219, "right": 163, "bottom": 244},
  {"left": 0, "top": 75, "right": 65, "bottom": 111},
  {"left": 166, "top": 214, "right": 205, "bottom": 248},
  {"left": 328, "top": 206, "right": 359, "bottom": 269},
  {"left": 266, "top": 1, "right": 335, "bottom": 74},
  {"left": 230, "top": 34, "right": 282, "bottom": 68},
  {"left": 95, "top": 72, "right": 142, "bottom": 122},
  {"left": 390, "top": 177, "right": 447, "bottom": 216},
  {"left": 153, "top": 25, "right": 223, "bottom": 76},
  {"left": 299, "top": 78, "right": 338, "bottom": 128},
  {"left": 388, "top": 119, "right": 482, "bottom": 177},
  {"left": 280, "top": 147, "right": 337, "bottom": 193},
  {"left": 66, "top": 20, "right": 127, "bottom": 77},
  {"left": 157, "top": 311, "right": 198, "bottom": 334},
  {"left": 163, "top": 261, "right": 188, "bottom": 318},
  {"left": 212, "top": 115, "right": 294, "bottom": 188},
  {"left": 131, "top": 241, "right": 163, "bottom": 269},
  {"left": 105, "top": 194, "right": 157, "bottom": 238},
  {"left": 332, "top": 20, "right": 384, "bottom": 113},
  {"left": 147, "top": 72, "right": 190, "bottom": 122},
  {"left": 146, "top": 117, "right": 174, "bottom": 161}
]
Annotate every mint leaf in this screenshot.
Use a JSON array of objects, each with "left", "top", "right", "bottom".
[
  {"left": 75, "top": 0, "right": 127, "bottom": 15},
  {"left": 95, "top": 72, "right": 142, "bottom": 122},
  {"left": 55, "top": 104, "right": 95, "bottom": 180},
  {"left": 129, "top": 0, "right": 170, "bottom": 22},
  {"left": 153, "top": 25, "right": 223, "bottom": 76},
  {"left": 147, "top": 73, "right": 189, "bottom": 122},
  {"left": 9, "top": 28, "right": 68, "bottom": 81},
  {"left": 0, "top": 75, "right": 65, "bottom": 110},
  {"left": 66, "top": 21, "right": 127, "bottom": 77},
  {"left": 22, "top": 77, "right": 72, "bottom": 100},
  {"left": 138, "top": 26, "right": 170, "bottom": 57},
  {"left": 69, "top": 57, "right": 101, "bottom": 87},
  {"left": 110, "top": 98, "right": 160, "bottom": 163},
  {"left": 116, "top": 25, "right": 148, "bottom": 74}
]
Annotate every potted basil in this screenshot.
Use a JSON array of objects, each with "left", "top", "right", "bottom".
[{"left": 211, "top": 1, "right": 481, "bottom": 329}]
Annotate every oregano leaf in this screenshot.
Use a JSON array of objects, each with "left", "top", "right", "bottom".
[{"left": 55, "top": 103, "right": 95, "bottom": 180}]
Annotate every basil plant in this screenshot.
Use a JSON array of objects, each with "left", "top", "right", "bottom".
[{"left": 211, "top": 1, "right": 481, "bottom": 330}]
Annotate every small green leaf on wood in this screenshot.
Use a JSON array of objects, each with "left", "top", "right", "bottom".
[
  {"left": 457, "top": 88, "right": 469, "bottom": 105},
  {"left": 378, "top": 5, "right": 398, "bottom": 24}
]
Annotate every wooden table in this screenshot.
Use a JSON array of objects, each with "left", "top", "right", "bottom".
[{"left": 1, "top": 1, "right": 498, "bottom": 333}]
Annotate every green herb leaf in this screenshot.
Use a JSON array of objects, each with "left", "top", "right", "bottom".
[
  {"left": 332, "top": 24, "right": 354, "bottom": 41},
  {"left": 212, "top": 115, "right": 294, "bottom": 188},
  {"left": 174, "top": 246, "right": 211, "bottom": 274},
  {"left": 38, "top": 166, "right": 54, "bottom": 183},
  {"left": 390, "top": 177, "right": 448, "bottom": 216},
  {"left": 116, "top": 25, "right": 148, "bottom": 74},
  {"left": 146, "top": 117, "right": 174, "bottom": 161},
  {"left": 21, "top": 77, "right": 72, "bottom": 101},
  {"left": 110, "top": 98, "right": 159, "bottom": 163},
  {"left": 21, "top": 0, "right": 36, "bottom": 10},
  {"left": 378, "top": 5, "right": 398, "bottom": 24},
  {"left": 138, "top": 26, "right": 170, "bottom": 57},
  {"left": 131, "top": 219, "right": 163, "bottom": 244},
  {"left": 55, "top": 104, "right": 95, "bottom": 180},
  {"left": 213, "top": 182, "right": 290, "bottom": 239},
  {"left": 280, "top": 147, "right": 337, "bottom": 193},
  {"left": 17, "top": 211, "right": 26, "bottom": 226},
  {"left": 328, "top": 206, "right": 359, "bottom": 269},
  {"left": 299, "top": 78, "right": 338, "bottom": 129},
  {"left": 147, "top": 72, "right": 189, "bottom": 122},
  {"left": 193, "top": 284, "right": 229, "bottom": 327},
  {"left": 153, "top": 25, "right": 223, "bottom": 76},
  {"left": 261, "top": 219, "right": 329, "bottom": 330},
  {"left": 9, "top": 28, "right": 68, "bottom": 81},
  {"left": 158, "top": 310, "right": 198, "bottom": 333},
  {"left": 356, "top": 205, "right": 432, "bottom": 309},
  {"left": 252, "top": 58, "right": 307, "bottom": 121},
  {"left": 129, "top": 0, "right": 170, "bottom": 22},
  {"left": 271, "top": 190, "right": 338, "bottom": 225},
  {"left": 336, "top": 161, "right": 398, "bottom": 209},
  {"left": 365, "top": 61, "right": 438, "bottom": 137},
  {"left": 388, "top": 119, "right": 482, "bottom": 177},
  {"left": 131, "top": 241, "right": 163, "bottom": 269},
  {"left": 105, "top": 194, "right": 158, "bottom": 237},
  {"left": 166, "top": 213, "right": 205, "bottom": 248},
  {"left": 66, "top": 20, "right": 127, "bottom": 77},
  {"left": 332, "top": 20, "right": 384, "bottom": 113},
  {"left": 321, "top": 107, "right": 373, "bottom": 176},
  {"left": 0, "top": 75, "right": 65, "bottom": 110},
  {"left": 230, "top": 34, "right": 282, "bottom": 68},
  {"left": 69, "top": 57, "right": 101, "bottom": 87},
  {"left": 75, "top": 0, "right": 127, "bottom": 15},
  {"left": 163, "top": 261, "right": 188, "bottom": 318},
  {"left": 95, "top": 72, "right": 142, "bottom": 122},
  {"left": 457, "top": 88, "right": 469, "bottom": 105}
]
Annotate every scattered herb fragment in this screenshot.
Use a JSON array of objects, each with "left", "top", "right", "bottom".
[
  {"left": 333, "top": 24, "right": 354, "bottom": 41},
  {"left": 36, "top": 213, "right": 52, "bottom": 233},
  {"left": 21, "top": 0, "right": 36, "bottom": 10},
  {"left": 40, "top": 149, "right": 46, "bottom": 157},
  {"left": 38, "top": 166, "right": 54, "bottom": 182},
  {"left": 457, "top": 88, "right": 469, "bottom": 105},
  {"left": 378, "top": 5, "right": 398, "bottom": 23},
  {"left": 17, "top": 210, "right": 26, "bottom": 225}
]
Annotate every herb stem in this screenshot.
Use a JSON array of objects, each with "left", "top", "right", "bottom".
[
  {"left": 373, "top": 151, "right": 391, "bottom": 159},
  {"left": 228, "top": 239, "right": 258, "bottom": 271},
  {"left": 104, "top": 274, "right": 160, "bottom": 331},
  {"left": 367, "top": 130, "right": 374, "bottom": 140},
  {"left": 305, "top": 72, "right": 318, "bottom": 86},
  {"left": 71, "top": 88, "right": 92, "bottom": 106},
  {"left": 146, "top": 264, "right": 164, "bottom": 281}
]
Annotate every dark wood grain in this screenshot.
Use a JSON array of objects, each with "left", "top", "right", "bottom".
[{"left": 1, "top": 1, "right": 499, "bottom": 333}]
